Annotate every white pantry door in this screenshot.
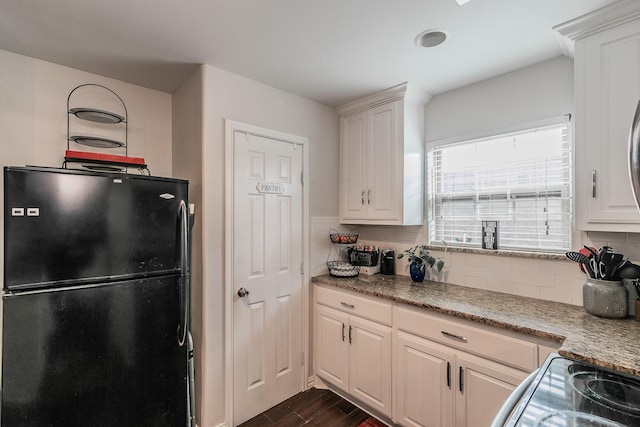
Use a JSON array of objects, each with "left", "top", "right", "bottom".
[{"left": 232, "top": 131, "right": 304, "bottom": 425}]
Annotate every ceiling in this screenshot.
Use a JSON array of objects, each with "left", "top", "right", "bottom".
[{"left": 0, "top": 0, "right": 620, "bottom": 107}]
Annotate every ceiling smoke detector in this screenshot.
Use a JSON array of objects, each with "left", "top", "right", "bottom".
[{"left": 414, "top": 29, "right": 449, "bottom": 48}]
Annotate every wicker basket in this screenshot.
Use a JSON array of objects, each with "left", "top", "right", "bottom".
[
  {"left": 326, "top": 261, "right": 359, "bottom": 277},
  {"left": 329, "top": 232, "right": 359, "bottom": 244}
]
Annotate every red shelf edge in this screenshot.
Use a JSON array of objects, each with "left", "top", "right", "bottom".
[{"left": 65, "top": 150, "right": 147, "bottom": 167}]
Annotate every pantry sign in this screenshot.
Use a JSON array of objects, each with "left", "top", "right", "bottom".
[{"left": 256, "top": 182, "right": 285, "bottom": 194}]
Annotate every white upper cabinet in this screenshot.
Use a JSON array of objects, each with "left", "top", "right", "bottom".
[
  {"left": 337, "top": 82, "right": 430, "bottom": 225},
  {"left": 556, "top": 2, "right": 640, "bottom": 231}
]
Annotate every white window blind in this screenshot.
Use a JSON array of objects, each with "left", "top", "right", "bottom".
[{"left": 427, "top": 119, "right": 572, "bottom": 252}]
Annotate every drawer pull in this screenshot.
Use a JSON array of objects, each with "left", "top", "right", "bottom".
[
  {"left": 340, "top": 302, "right": 355, "bottom": 309},
  {"left": 441, "top": 331, "right": 467, "bottom": 342}
]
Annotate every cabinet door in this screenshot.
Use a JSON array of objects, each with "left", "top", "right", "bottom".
[
  {"left": 455, "top": 353, "right": 528, "bottom": 427},
  {"left": 340, "top": 111, "right": 368, "bottom": 221},
  {"left": 349, "top": 316, "right": 393, "bottom": 417},
  {"left": 395, "top": 332, "right": 455, "bottom": 427},
  {"left": 315, "top": 305, "right": 350, "bottom": 392},
  {"left": 367, "top": 100, "right": 401, "bottom": 221},
  {"left": 576, "top": 19, "right": 640, "bottom": 230}
]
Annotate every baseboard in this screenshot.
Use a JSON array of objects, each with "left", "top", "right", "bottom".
[
  {"left": 307, "top": 374, "right": 316, "bottom": 389},
  {"left": 310, "top": 374, "right": 329, "bottom": 390}
]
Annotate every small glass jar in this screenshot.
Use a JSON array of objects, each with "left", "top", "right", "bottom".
[{"left": 583, "top": 279, "right": 628, "bottom": 318}]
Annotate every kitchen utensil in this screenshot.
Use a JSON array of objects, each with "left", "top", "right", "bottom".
[
  {"left": 598, "top": 252, "right": 624, "bottom": 280},
  {"left": 579, "top": 247, "right": 604, "bottom": 275},
  {"left": 610, "top": 259, "right": 630, "bottom": 281},
  {"left": 578, "top": 247, "right": 595, "bottom": 275},
  {"left": 633, "top": 280, "right": 640, "bottom": 300},
  {"left": 586, "top": 246, "right": 616, "bottom": 280},
  {"left": 600, "top": 245, "right": 613, "bottom": 254},
  {"left": 566, "top": 251, "right": 595, "bottom": 278},
  {"left": 566, "top": 251, "right": 589, "bottom": 264},
  {"left": 597, "top": 246, "right": 612, "bottom": 265},
  {"left": 617, "top": 262, "right": 640, "bottom": 280},
  {"left": 584, "top": 245, "right": 598, "bottom": 258},
  {"left": 589, "top": 256, "right": 599, "bottom": 279}
]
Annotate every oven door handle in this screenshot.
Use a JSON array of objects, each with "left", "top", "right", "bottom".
[{"left": 490, "top": 368, "right": 539, "bottom": 427}]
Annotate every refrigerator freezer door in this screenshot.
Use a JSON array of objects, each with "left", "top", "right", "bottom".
[
  {"left": 1, "top": 277, "right": 188, "bottom": 427},
  {"left": 3, "top": 167, "right": 188, "bottom": 291}
]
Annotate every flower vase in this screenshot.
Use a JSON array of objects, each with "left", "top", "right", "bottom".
[{"left": 409, "top": 262, "right": 425, "bottom": 282}]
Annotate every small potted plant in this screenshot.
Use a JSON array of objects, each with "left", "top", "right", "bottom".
[{"left": 397, "top": 244, "right": 445, "bottom": 282}]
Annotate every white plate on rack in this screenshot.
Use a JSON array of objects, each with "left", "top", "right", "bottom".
[
  {"left": 69, "top": 135, "right": 125, "bottom": 148},
  {"left": 69, "top": 107, "right": 125, "bottom": 124}
]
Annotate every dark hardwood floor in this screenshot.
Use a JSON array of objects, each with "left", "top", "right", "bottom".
[{"left": 238, "top": 387, "right": 385, "bottom": 427}]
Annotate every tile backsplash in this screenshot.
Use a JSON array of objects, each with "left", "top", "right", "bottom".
[{"left": 310, "top": 217, "right": 640, "bottom": 307}]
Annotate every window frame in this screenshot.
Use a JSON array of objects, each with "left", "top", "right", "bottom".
[{"left": 426, "top": 115, "right": 573, "bottom": 253}]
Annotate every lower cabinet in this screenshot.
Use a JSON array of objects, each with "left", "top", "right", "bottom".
[
  {"left": 315, "top": 299, "right": 393, "bottom": 417},
  {"left": 395, "top": 331, "right": 529, "bottom": 427},
  {"left": 395, "top": 331, "right": 456, "bottom": 427},
  {"left": 314, "top": 285, "right": 540, "bottom": 426},
  {"left": 315, "top": 305, "right": 350, "bottom": 391},
  {"left": 455, "top": 352, "right": 528, "bottom": 427},
  {"left": 395, "top": 306, "right": 534, "bottom": 427}
]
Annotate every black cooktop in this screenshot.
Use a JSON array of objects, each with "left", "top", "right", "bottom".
[{"left": 509, "top": 355, "right": 640, "bottom": 426}]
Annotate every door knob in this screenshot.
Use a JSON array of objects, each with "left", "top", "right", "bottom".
[{"left": 237, "top": 287, "right": 249, "bottom": 298}]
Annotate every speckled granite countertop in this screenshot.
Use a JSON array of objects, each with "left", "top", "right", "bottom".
[{"left": 312, "top": 274, "right": 640, "bottom": 377}]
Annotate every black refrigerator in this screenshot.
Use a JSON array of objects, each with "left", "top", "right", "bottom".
[{"left": 2, "top": 166, "right": 193, "bottom": 427}]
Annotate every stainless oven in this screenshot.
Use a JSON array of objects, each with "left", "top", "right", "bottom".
[{"left": 492, "top": 353, "right": 640, "bottom": 426}]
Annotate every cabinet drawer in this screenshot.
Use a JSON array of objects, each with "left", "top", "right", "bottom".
[
  {"left": 316, "top": 285, "right": 393, "bottom": 326},
  {"left": 396, "top": 306, "right": 537, "bottom": 371}
]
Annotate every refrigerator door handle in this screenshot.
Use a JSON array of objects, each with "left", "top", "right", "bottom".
[
  {"left": 629, "top": 99, "right": 640, "bottom": 211},
  {"left": 178, "top": 200, "right": 190, "bottom": 347},
  {"left": 187, "top": 332, "right": 196, "bottom": 427}
]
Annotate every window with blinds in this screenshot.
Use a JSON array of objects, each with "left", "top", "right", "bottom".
[{"left": 427, "top": 119, "right": 572, "bottom": 252}]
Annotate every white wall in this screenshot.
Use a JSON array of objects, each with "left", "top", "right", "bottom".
[
  {"left": 172, "top": 67, "right": 205, "bottom": 425},
  {"left": 424, "top": 56, "right": 573, "bottom": 143},
  {"left": 0, "top": 49, "right": 173, "bottom": 323},
  {"left": 193, "top": 64, "right": 339, "bottom": 427},
  {"left": 0, "top": 49, "right": 173, "bottom": 176}
]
